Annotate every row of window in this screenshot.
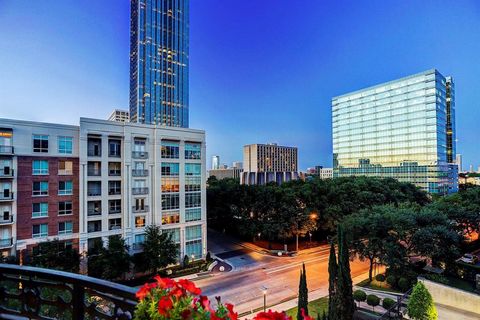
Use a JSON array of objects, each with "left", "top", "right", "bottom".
[
  {"left": 32, "top": 160, "right": 73, "bottom": 175},
  {"left": 32, "top": 201, "right": 73, "bottom": 217},
  {"left": 161, "top": 192, "right": 201, "bottom": 210},
  {"left": 33, "top": 135, "right": 73, "bottom": 154},
  {"left": 32, "top": 221, "right": 73, "bottom": 238},
  {"left": 32, "top": 181, "right": 73, "bottom": 196}
]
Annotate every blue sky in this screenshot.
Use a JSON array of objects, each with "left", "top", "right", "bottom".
[{"left": 0, "top": 1, "right": 479, "bottom": 170}]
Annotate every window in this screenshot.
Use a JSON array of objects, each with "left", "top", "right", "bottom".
[
  {"left": 186, "top": 225, "right": 202, "bottom": 241},
  {"left": 87, "top": 181, "right": 101, "bottom": 196},
  {"left": 185, "top": 143, "right": 201, "bottom": 160},
  {"left": 58, "top": 221, "right": 73, "bottom": 235},
  {"left": 108, "top": 162, "right": 121, "bottom": 176},
  {"left": 58, "top": 181, "right": 73, "bottom": 195},
  {"left": 185, "top": 176, "right": 201, "bottom": 192},
  {"left": 134, "top": 234, "right": 145, "bottom": 249},
  {"left": 185, "top": 208, "right": 202, "bottom": 222},
  {"left": 58, "top": 201, "right": 72, "bottom": 215},
  {"left": 161, "top": 163, "right": 179, "bottom": 176},
  {"left": 32, "top": 160, "right": 49, "bottom": 175},
  {"left": 135, "top": 216, "right": 145, "bottom": 228},
  {"left": 161, "top": 177, "right": 179, "bottom": 192},
  {"left": 185, "top": 163, "right": 201, "bottom": 176},
  {"left": 87, "top": 201, "right": 101, "bottom": 216},
  {"left": 33, "top": 224, "right": 48, "bottom": 238},
  {"left": 58, "top": 160, "right": 73, "bottom": 175},
  {"left": 162, "top": 211, "right": 180, "bottom": 224},
  {"left": 185, "top": 192, "right": 201, "bottom": 208},
  {"left": 186, "top": 239, "right": 202, "bottom": 259},
  {"left": 109, "top": 218, "right": 121, "bottom": 230},
  {"left": 109, "top": 199, "right": 121, "bottom": 214},
  {"left": 108, "top": 181, "right": 121, "bottom": 195},
  {"left": 58, "top": 136, "right": 73, "bottom": 154},
  {"left": 32, "top": 181, "right": 48, "bottom": 196},
  {"left": 87, "top": 162, "right": 101, "bottom": 176},
  {"left": 161, "top": 141, "right": 179, "bottom": 159},
  {"left": 33, "top": 135, "right": 49, "bottom": 153},
  {"left": 87, "top": 137, "right": 102, "bottom": 157},
  {"left": 88, "top": 220, "right": 102, "bottom": 233},
  {"left": 32, "top": 203, "right": 48, "bottom": 218},
  {"left": 163, "top": 228, "right": 180, "bottom": 243},
  {"left": 109, "top": 139, "right": 121, "bottom": 157},
  {"left": 162, "top": 194, "right": 179, "bottom": 210}
]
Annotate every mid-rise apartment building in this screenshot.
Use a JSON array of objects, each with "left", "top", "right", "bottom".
[
  {"left": 241, "top": 143, "right": 299, "bottom": 185},
  {"left": 108, "top": 109, "right": 130, "bottom": 123},
  {"left": 208, "top": 168, "right": 243, "bottom": 180},
  {"left": 332, "top": 69, "right": 458, "bottom": 194}
]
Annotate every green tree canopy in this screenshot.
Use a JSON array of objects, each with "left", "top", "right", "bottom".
[
  {"left": 142, "top": 225, "right": 179, "bottom": 273},
  {"left": 407, "top": 282, "right": 438, "bottom": 320}
]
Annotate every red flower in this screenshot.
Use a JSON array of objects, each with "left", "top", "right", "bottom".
[
  {"left": 254, "top": 310, "right": 292, "bottom": 320},
  {"left": 178, "top": 279, "right": 202, "bottom": 295},
  {"left": 181, "top": 309, "right": 192, "bottom": 319},
  {"left": 157, "top": 296, "right": 173, "bottom": 316},
  {"left": 225, "top": 303, "right": 238, "bottom": 320},
  {"left": 301, "top": 308, "right": 314, "bottom": 320},
  {"left": 154, "top": 275, "right": 175, "bottom": 289},
  {"left": 135, "top": 282, "right": 156, "bottom": 300},
  {"left": 199, "top": 295, "right": 212, "bottom": 312},
  {"left": 170, "top": 286, "right": 185, "bottom": 299}
]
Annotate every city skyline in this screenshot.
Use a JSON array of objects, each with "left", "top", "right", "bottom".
[{"left": 1, "top": 1, "right": 480, "bottom": 169}]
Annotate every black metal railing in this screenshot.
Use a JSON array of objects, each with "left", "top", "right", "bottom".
[
  {"left": 0, "top": 264, "right": 137, "bottom": 320},
  {"left": 378, "top": 288, "right": 412, "bottom": 319},
  {"left": 0, "top": 169, "right": 14, "bottom": 178},
  {"left": 131, "top": 151, "right": 148, "bottom": 159},
  {"left": 132, "top": 205, "right": 149, "bottom": 213},
  {"left": 132, "top": 169, "right": 148, "bottom": 177},
  {"left": 0, "top": 192, "right": 14, "bottom": 201},
  {"left": 0, "top": 238, "right": 13, "bottom": 248},
  {"left": 0, "top": 146, "right": 14, "bottom": 155},
  {"left": 0, "top": 215, "right": 13, "bottom": 224},
  {"left": 132, "top": 187, "right": 148, "bottom": 195}
]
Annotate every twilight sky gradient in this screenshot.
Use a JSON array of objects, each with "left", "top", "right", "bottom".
[{"left": 0, "top": 1, "right": 479, "bottom": 170}]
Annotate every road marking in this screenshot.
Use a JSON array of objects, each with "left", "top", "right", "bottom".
[{"left": 265, "top": 255, "right": 330, "bottom": 274}]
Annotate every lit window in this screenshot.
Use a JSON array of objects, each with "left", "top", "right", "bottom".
[
  {"left": 135, "top": 216, "right": 146, "bottom": 228},
  {"left": 59, "top": 160, "right": 73, "bottom": 175}
]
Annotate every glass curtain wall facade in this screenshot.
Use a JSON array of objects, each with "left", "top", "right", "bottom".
[
  {"left": 332, "top": 69, "right": 457, "bottom": 194},
  {"left": 130, "top": 0, "right": 189, "bottom": 127}
]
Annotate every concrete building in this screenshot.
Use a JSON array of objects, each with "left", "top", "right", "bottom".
[
  {"left": 0, "top": 117, "right": 207, "bottom": 262},
  {"left": 108, "top": 110, "right": 130, "bottom": 123},
  {"left": 211, "top": 156, "right": 220, "bottom": 170},
  {"left": 232, "top": 161, "right": 243, "bottom": 169},
  {"left": 319, "top": 168, "right": 333, "bottom": 179},
  {"left": 332, "top": 69, "right": 458, "bottom": 194},
  {"left": 456, "top": 154, "right": 463, "bottom": 173},
  {"left": 208, "top": 168, "right": 243, "bottom": 180},
  {"left": 241, "top": 143, "right": 298, "bottom": 185}
]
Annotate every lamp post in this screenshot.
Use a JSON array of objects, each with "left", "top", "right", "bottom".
[{"left": 261, "top": 286, "right": 267, "bottom": 312}]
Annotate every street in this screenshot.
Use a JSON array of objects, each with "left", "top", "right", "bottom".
[{"left": 193, "top": 230, "right": 371, "bottom": 315}]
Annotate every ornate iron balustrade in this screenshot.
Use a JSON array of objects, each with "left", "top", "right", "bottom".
[{"left": 0, "top": 264, "right": 138, "bottom": 320}]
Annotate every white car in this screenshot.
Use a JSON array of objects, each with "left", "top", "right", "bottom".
[{"left": 459, "top": 254, "right": 478, "bottom": 264}]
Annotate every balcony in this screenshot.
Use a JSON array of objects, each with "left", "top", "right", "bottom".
[
  {"left": 132, "top": 169, "right": 148, "bottom": 177},
  {"left": 0, "top": 215, "right": 13, "bottom": 225},
  {"left": 0, "top": 237, "right": 13, "bottom": 248},
  {"left": 0, "top": 146, "right": 14, "bottom": 155},
  {"left": 132, "top": 187, "right": 148, "bottom": 195},
  {"left": 0, "top": 168, "right": 14, "bottom": 178},
  {"left": 0, "top": 264, "right": 137, "bottom": 319},
  {"left": 0, "top": 192, "right": 14, "bottom": 202},
  {"left": 132, "top": 205, "right": 149, "bottom": 213},
  {"left": 132, "top": 151, "right": 148, "bottom": 159},
  {"left": 109, "top": 225, "right": 122, "bottom": 231},
  {"left": 87, "top": 190, "right": 101, "bottom": 197}
]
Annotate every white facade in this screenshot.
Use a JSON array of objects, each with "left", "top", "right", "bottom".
[
  {"left": 79, "top": 118, "right": 207, "bottom": 260},
  {"left": 108, "top": 110, "right": 130, "bottom": 123},
  {"left": 319, "top": 168, "right": 333, "bottom": 179},
  {"left": 211, "top": 155, "right": 220, "bottom": 170}
]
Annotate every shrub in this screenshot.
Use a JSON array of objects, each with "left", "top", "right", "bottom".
[
  {"left": 407, "top": 282, "right": 437, "bottom": 320},
  {"left": 183, "top": 254, "right": 190, "bottom": 267},
  {"left": 353, "top": 290, "right": 367, "bottom": 307},
  {"left": 375, "top": 274, "right": 386, "bottom": 283},
  {"left": 398, "top": 277, "right": 410, "bottom": 292},
  {"left": 366, "top": 294, "right": 380, "bottom": 311},
  {"left": 382, "top": 297, "right": 395, "bottom": 310},
  {"left": 386, "top": 275, "right": 397, "bottom": 287}
]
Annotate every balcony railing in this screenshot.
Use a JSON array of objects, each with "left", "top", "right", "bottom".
[
  {"left": 109, "top": 208, "right": 121, "bottom": 214},
  {"left": 132, "top": 187, "right": 148, "bottom": 195},
  {"left": 109, "top": 225, "right": 122, "bottom": 231},
  {"left": 132, "top": 205, "right": 149, "bottom": 213},
  {"left": 0, "top": 169, "right": 14, "bottom": 178},
  {"left": 0, "top": 215, "right": 13, "bottom": 224},
  {"left": 132, "top": 169, "right": 148, "bottom": 177},
  {"left": 0, "top": 192, "right": 14, "bottom": 201},
  {"left": 132, "top": 151, "right": 148, "bottom": 159},
  {"left": 0, "top": 237, "right": 13, "bottom": 248},
  {"left": 0, "top": 146, "right": 14, "bottom": 155},
  {"left": 87, "top": 210, "right": 102, "bottom": 216},
  {"left": 0, "top": 263, "right": 137, "bottom": 319},
  {"left": 87, "top": 170, "right": 101, "bottom": 177},
  {"left": 87, "top": 190, "right": 101, "bottom": 197}
]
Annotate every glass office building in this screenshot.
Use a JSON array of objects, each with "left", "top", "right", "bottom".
[
  {"left": 332, "top": 69, "right": 457, "bottom": 194},
  {"left": 130, "top": 0, "right": 189, "bottom": 127}
]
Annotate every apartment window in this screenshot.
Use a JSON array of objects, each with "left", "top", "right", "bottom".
[
  {"left": 33, "top": 224, "right": 48, "bottom": 238},
  {"left": 87, "top": 220, "right": 102, "bottom": 233},
  {"left": 109, "top": 218, "right": 121, "bottom": 230},
  {"left": 186, "top": 225, "right": 202, "bottom": 241},
  {"left": 185, "top": 176, "right": 201, "bottom": 192},
  {"left": 87, "top": 161, "right": 101, "bottom": 176},
  {"left": 33, "top": 135, "right": 49, "bottom": 153},
  {"left": 161, "top": 141, "right": 179, "bottom": 159},
  {"left": 162, "top": 211, "right": 180, "bottom": 224},
  {"left": 109, "top": 199, "right": 121, "bottom": 214},
  {"left": 58, "top": 160, "right": 73, "bottom": 175},
  {"left": 134, "top": 234, "right": 145, "bottom": 249},
  {"left": 185, "top": 208, "right": 202, "bottom": 222},
  {"left": 108, "top": 181, "right": 121, "bottom": 195},
  {"left": 58, "top": 201, "right": 73, "bottom": 215},
  {"left": 58, "top": 136, "right": 73, "bottom": 154},
  {"left": 185, "top": 225, "right": 203, "bottom": 259},
  {"left": 185, "top": 192, "right": 201, "bottom": 208},
  {"left": 133, "top": 138, "right": 146, "bottom": 151},
  {"left": 58, "top": 181, "right": 73, "bottom": 195},
  {"left": 161, "top": 177, "right": 180, "bottom": 193},
  {"left": 134, "top": 198, "right": 145, "bottom": 211},
  {"left": 87, "top": 181, "right": 101, "bottom": 196},
  {"left": 185, "top": 163, "right": 201, "bottom": 176},
  {"left": 109, "top": 139, "right": 121, "bottom": 157},
  {"left": 87, "top": 137, "right": 102, "bottom": 157},
  {"left": 161, "top": 163, "right": 179, "bottom": 176},
  {"left": 58, "top": 221, "right": 73, "bottom": 235},
  {"left": 163, "top": 228, "right": 180, "bottom": 243},
  {"left": 32, "top": 181, "right": 48, "bottom": 196},
  {"left": 185, "top": 143, "right": 201, "bottom": 160},
  {"left": 135, "top": 216, "right": 145, "bottom": 228},
  {"left": 161, "top": 194, "right": 179, "bottom": 210},
  {"left": 87, "top": 201, "right": 101, "bottom": 216},
  {"left": 32, "top": 160, "right": 49, "bottom": 175},
  {"left": 32, "top": 203, "right": 48, "bottom": 218},
  {"left": 108, "top": 162, "right": 121, "bottom": 176}
]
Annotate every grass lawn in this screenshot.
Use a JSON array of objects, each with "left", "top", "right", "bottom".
[
  {"left": 285, "top": 296, "right": 328, "bottom": 318},
  {"left": 356, "top": 278, "right": 402, "bottom": 294}
]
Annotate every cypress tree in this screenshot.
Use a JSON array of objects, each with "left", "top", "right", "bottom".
[
  {"left": 297, "top": 263, "right": 308, "bottom": 320},
  {"left": 337, "top": 225, "right": 355, "bottom": 319},
  {"left": 327, "top": 241, "right": 338, "bottom": 320}
]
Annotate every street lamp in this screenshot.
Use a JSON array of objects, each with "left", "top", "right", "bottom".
[
  {"left": 261, "top": 286, "right": 268, "bottom": 312},
  {"left": 309, "top": 232, "right": 312, "bottom": 244}
]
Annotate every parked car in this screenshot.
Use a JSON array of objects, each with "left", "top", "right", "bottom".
[{"left": 459, "top": 254, "right": 478, "bottom": 264}]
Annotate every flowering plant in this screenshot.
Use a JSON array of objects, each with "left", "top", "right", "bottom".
[{"left": 134, "top": 276, "right": 313, "bottom": 320}]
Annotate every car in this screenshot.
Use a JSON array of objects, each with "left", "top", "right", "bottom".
[{"left": 459, "top": 254, "right": 478, "bottom": 264}]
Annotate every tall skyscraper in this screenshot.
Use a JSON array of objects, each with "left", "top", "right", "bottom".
[
  {"left": 456, "top": 154, "right": 463, "bottom": 172},
  {"left": 332, "top": 69, "right": 458, "bottom": 194},
  {"left": 130, "top": 0, "right": 189, "bottom": 127},
  {"left": 211, "top": 155, "right": 220, "bottom": 170}
]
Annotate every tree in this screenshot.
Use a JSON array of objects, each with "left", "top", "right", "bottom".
[
  {"left": 30, "top": 239, "right": 80, "bottom": 273},
  {"left": 143, "top": 225, "right": 179, "bottom": 273},
  {"left": 353, "top": 290, "right": 367, "bottom": 307},
  {"left": 88, "top": 235, "right": 130, "bottom": 280},
  {"left": 327, "top": 241, "right": 338, "bottom": 320},
  {"left": 297, "top": 263, "right": 308, "bottom": 320},
  {"left": 407, "top": 282, "right": 438, "bottom": 320},
  {"left": 398, "top": 277, "right": 410, "bottom": 292},
  {"left": 382, "top": 298, "right": 395, "bottom": 316},
  {"left": 336, "top": 225, "right": 355, "bottom": 320},
  {"left": 366, "top": 294, "right": 380, "bottom": 311}
]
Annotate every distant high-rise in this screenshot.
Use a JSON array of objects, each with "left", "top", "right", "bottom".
[
  {"left": 456, "top": 154, "right": 462, "bottom": 172},
  {"left": 108, "top": 109, "right": 130, "bottom": 122},
  {"left": 212, "top": 155, "right": 220, "bottom": 170},
  {"left": 130, "top": 0, "right": 189, "bottom": 127},
  {"left": 332, "top": 69, "right": 458, "bottom": 194}
]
